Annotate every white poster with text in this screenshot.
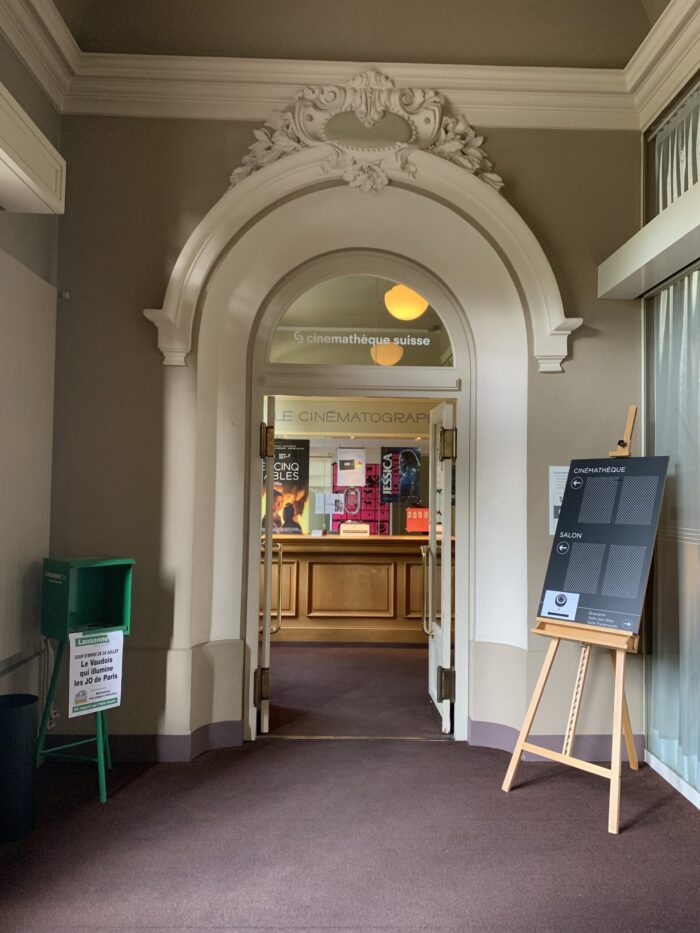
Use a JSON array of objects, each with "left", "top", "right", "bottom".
[
  {"left": 548, "top": 465, "right": 570, "bottom": 535},
  {"left": 68, "top": 630, "right": 124, "bottom": 718},
  {"left": 336, "top": 448, "right": 366, "bottom": 487}
]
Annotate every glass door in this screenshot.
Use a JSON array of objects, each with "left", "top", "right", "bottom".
[
  {"left": 259, "top": 395, "right": 276, "bottom": 734},
  {"left": 428, "top": 401, "right": 454, "bottom": 733}
]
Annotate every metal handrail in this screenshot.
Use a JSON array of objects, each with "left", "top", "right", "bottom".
[
  {"left": 420, "top": 545, "right": 433, "bottom": 637},
  {"left": 271, "top": 542, "right": 283, "bottom": 635}
]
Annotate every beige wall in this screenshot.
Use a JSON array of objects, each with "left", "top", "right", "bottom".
[
  {"left": 0, "top": 249, "right": 56, "bottom": 659},
  {"left": 0, "top": 248, "right": 56, "bottom": 712},
  {"left": 49, "top": 118, "right": 255, "bottom": 736},
  {"left": 466, "top": 128, "right": 644, "bottom": 736},
  {"left": 0, "top": 41, "right": 59, "bottom": 700},
  {"left": 0, "top": 33, "right": 59, "bottom": 142},
  {"left": 51, "top": 115, "right": 643, "bottom": 742},
  {"left": 52, "top": 117, "right": 255, "bottom": 653},
  {"left": 494, "top": 128, "right": 643, "bottom": 734}
]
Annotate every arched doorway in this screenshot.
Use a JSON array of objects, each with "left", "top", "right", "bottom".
[{"left": 144, "top": 71, "right": 580, "bottom": 749}]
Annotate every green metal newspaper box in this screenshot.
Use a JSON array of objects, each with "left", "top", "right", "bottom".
[
  {"left": 38, "top": 557, "right": 135, "bottom": 803},
  {"left": 41, "top": 557, "right": 134, "bottom": 640}
]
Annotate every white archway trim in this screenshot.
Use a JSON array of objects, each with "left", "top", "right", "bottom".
[
  {"left": 188, "top": 182, "right": 529, "bottom": 742},
  {"left": 145, "top": 149, "right": 581, "bottom": 373}
]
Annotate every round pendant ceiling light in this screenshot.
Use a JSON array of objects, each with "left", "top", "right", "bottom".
[
  {"left": 384, "top": 284, "right": 429, "bottom": 321},
  {"left": 370, "top": 343, "right": 404, "bottom": 366}
]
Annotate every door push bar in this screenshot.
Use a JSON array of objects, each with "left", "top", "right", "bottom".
[
  {"left": 270, "top": 542, "right": 283, "bottom": 635},
  {"left": 259, "top": 542, "right": 284, "bottom": 636},
  {"left": 420, "top": 545, "right": 433, "bottom": 638}
]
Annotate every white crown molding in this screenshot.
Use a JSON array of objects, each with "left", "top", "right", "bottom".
[
  {"left": 0, "top": 0, "right": 698, "bottom": 131},
  {"left": 0, "top": 0, "right": 77, "bottom": 109},
  {"left": 28, "top": 0, "right": 80, "bottom": 70},
  {"left": 64, "top": 54, "right": 636, "bottom": 130},
  {"left": 0, "top": 78, "right": 64, "bottom": 210},
  {"left": 626, "top": 0, "right": 700, "bottom": 129}
]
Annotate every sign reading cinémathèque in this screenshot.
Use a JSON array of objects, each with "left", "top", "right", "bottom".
[{"left": 540, "top": 456, "right": 668, "bottom": 633}]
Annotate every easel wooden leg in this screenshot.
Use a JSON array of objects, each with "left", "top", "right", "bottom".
[
  {"left": 502, "top": 637, "right": 560, "bottom": 792},
  {"left": 608, "top": 648, "right": 626, "bottom": 834},
  {"left": 609, "top": 650, "right": 638, "bottom": 770}
]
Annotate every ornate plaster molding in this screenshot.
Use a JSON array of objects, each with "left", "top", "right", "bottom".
[
  {"left": 143, "top": 308, "right": 189, "bottom": 365},
  {"left": 229, "top": 70, "right": 503, "bottom": 193},
  {"left": 144, "top": 146, "right": 580, "bottom": 371}
]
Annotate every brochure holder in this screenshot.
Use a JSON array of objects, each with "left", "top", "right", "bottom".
[{"left": 37, "top": 557, "right": 134, "bottom": 803}]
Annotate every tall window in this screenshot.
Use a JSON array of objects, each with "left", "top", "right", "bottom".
[
  {"left": 644, "top": 76, "right": 700, "bottom": 795},
  {"left": 646, "top": 74, "right": 700, "bottom": 218},
  {"left": 646, "top": 270, "right": 700, "bottom": 793}
]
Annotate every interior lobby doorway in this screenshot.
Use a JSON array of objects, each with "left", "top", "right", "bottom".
[
  {"left": 149, "top": 130, "right": 550, "bottom": 750},
  {"left": 258, "top": 392, "right": 458, "bottom": 740}
]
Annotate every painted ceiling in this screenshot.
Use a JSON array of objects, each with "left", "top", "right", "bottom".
[{"left": 53, "top": 0, "right": 671, "bottom": 69}]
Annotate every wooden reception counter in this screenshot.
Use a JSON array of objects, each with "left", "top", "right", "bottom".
[{"left": 261, "top": 535, "right": 452, "bottom": 644}]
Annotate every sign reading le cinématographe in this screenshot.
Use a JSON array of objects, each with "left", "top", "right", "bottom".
[{"left": 539, "top": 456, "right": 668, "bottom": 634}]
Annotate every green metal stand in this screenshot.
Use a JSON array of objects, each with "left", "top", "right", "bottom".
[
  {"left": 36, "top": 638, "right": 65, "bottom": 765},
  {"left": 36, "top": 639, "right": 113, "bottom": 803}
]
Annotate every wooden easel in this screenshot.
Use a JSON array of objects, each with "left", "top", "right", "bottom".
[{"left": 502, "top": 405, "right": 640, "bottom": 834}]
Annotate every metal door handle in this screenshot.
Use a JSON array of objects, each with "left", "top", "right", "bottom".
[
  {"left": 270, "top": 543, "right": 283, "bottom": 635},
  {"left": 420, "top": 545, "right": 433, "bottom": 637}
]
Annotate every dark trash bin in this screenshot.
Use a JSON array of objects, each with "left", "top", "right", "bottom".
[{"left": 0, "top": 693, "right": 37, "bottom": 842}]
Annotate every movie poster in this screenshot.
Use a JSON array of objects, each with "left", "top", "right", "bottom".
[
  {"left": 262, "top": 440, "right": 310, "bottom": 534},
  {"left": 380, "top": 447, "right": 421, "bottom": 503}
]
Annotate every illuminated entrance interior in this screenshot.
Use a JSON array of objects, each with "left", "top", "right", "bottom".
[
  {"left": 272, "top": 395, "right": 440, "bottom": 539},
  {"left": 259, "top": 394, "right": 456, "bottom": 736}
]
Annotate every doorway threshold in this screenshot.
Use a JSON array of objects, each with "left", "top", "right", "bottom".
[{"left": 262, "top": 734, "right": 452, "bottom": 742}]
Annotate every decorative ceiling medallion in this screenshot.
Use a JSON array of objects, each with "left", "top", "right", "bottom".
[{"left": 229, "top": 69, "right": 503, "bottom": 194}]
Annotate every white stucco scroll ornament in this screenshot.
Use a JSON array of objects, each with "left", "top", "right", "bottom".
[{"left": 229, "top": 70, "right": 504, "bottom": 193}]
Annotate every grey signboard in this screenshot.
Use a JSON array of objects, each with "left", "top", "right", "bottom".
[{"left": 539, "top": 456, "right": 668, "bottom": 634}]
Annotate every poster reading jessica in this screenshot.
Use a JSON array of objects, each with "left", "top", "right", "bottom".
[
  {"left": 381, "top": 447, "right": 421, "bottom": 503},
  {"left": 262, "top": 440, "right": 310, "bottom": 534}
]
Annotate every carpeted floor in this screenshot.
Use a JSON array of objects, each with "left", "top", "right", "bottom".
[
  {"left": 269, "top": 644, "right": 441, "bottom": 737},
  {"left": 2, "top": 645, "right": 699, "bottom": 931},
  {"left": 1, "top": 741, "right": 700, "bottom": 931}
]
